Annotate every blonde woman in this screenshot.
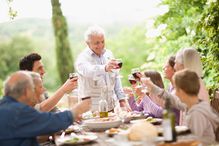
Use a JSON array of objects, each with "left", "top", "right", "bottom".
[{"left": 174, "top": 48, "right": 209, "bottom": 102}]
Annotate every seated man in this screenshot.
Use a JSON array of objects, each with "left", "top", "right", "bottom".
[
  {"left": 0, "top": 71, "right": 91, "bottom": 146},
  {"left": 19, "top": 53, "right": 77, "bottom": 112},
  {"left": 143, "top": 69, "right": 219, "bottom": 145}
]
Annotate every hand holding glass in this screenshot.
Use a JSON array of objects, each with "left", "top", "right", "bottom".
[
  {"left": 69, "top": 73, "right": 78, "bottom": 80},
  {"left": 131, "top": 68, "right": 141, "bottom": 81},
  {"left": 128, "top": 74, "right": 137, "bottom": 85}
]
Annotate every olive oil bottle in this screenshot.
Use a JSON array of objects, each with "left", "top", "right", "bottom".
[{"left": 99, "top": 87, "right": 108, "bottom": 118}]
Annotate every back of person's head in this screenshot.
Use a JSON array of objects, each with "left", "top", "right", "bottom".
[
  {"left": 84, "top": 25, "right": 105, "bottom": 42},
  {"left": 144, "top": 70, "right": 164, "bottom": 89},
  {"left": 19, "top": 53, "right": 41, "bottom": 71},
  {"left": 168, "top": 55, "right": 175, "bottom": 68},
  {"left": 173, "top": 69, "right": 200, "bottom": 96},
  {"left": 176, "top": 47, "right": 203, "bottom": 77},
  {"left": 4, "top": 71, "right": 34, "bottom": 99}
]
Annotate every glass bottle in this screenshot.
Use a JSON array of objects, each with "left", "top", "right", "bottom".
[
  {"left": 162, "top": 97, "right": 177, "bottom": 143},
  {"left": 99, "top": 87, "right": 108, "bottom": 118}
]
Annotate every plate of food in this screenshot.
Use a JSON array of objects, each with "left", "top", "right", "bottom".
[
  {"left": 105, "top": 128, "right": 121, "bottom": 137},
  {"left": 145, "top": 117, "right": 162, "bottom": 125},
  {"left": 157, "top": 126, "right": 191, "bottom": 136},
  {"left": 175, "top": 126, "right": 191, "bottom": 135},
  {"left": 126, "top": 111, "right": 148, "bottom": 120},
  {"left": 83, "top": 117, "right": 122, "bottom": 130},
  {"left": 55, "top": 132, "right": 97, "bottom": 146},
  {"left": 130, "top": 117, "right": 162, "bottom": 125},
  {"left": 82, "top": 111, "right": 116, "bottom": 120}
]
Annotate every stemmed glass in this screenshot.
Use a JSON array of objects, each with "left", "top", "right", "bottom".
[
  {"left": 140, "top": 77, "right": 150, "bottom": 94},
  {"left": 131, "top": 68, "right": 141, "bottom": 82},
  {"left": 117, "top": 107, "right": 128, "bottom": 128},
  {"left": 114, "top": 58, "right": 123, "bottom": 79},
  {"left": 115, "top": 58, "right": 123, "bottom": 69},
  {"left": 128, "top": 74, "right": 137, "bottom": 85},
  {"left": 69, "top": 72, "right": 78, "bottom": 80}
]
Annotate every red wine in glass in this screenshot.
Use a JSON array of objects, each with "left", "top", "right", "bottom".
[
  {"left": 69, "top": 73, "right": 78, "bottom": 80},
  {"left": 129, "top": 79, "right": 137, "bottom": 85},
  {"left": 115, "top": 59, "right": 123, "bottom": 69},
  {"left": 132, "top": 72, "right": 140, "bottom": 81},
  {"left": 117, "top": 62, "right": 123, "bottom": 69}
]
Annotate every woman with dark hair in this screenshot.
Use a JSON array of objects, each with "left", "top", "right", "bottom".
[
  {"left": 163, "top": 55, "right": 180, "bottom": 125},
  {"left": 163, "top": 56, "right": 175, "bottom": 93}
]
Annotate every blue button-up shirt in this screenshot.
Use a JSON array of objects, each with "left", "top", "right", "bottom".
[
  {"left": 0, "top": 96, "right": 73, "bottom": 146},
  {"left": 75, "top": 48, "right": 126, "bottom": 111}
]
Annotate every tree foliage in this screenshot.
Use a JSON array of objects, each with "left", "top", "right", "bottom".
[
  {"left": 51, "top": 0, "right": 73, "bottom": 83},
  {"left": 154, "top": 0, "right": 219, "bottom": 98},
  {"left": 0, "top": 36, "right": 34, "bottom": 96}
]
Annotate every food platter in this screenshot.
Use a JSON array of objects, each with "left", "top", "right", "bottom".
[
  {"left": 55, "top": 132, "right": 97, "bottom": 146},
  {"left": 130, "top": 117, "right": 162, "bottom": 125},
  {"left": 83, "top": 117, "right": 122, "bottom": 130}
]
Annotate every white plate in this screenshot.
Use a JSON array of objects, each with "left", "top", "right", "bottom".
[
  {"left": 55, "top": 133, "right": 97, "bottom": 145},
  {"left": 83, "top": 117, "right": 122, "bottom": 130},
  {"left": 130, "top": 118, "right": 162, "bottom": 125},
  {"left": 158, "top": 126, "right": 190, "bottom": 135},
  {"left": 175, "top": 126, "right": 190, "bottom": 134}
]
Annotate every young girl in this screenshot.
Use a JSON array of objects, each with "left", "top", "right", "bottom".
[{"left": 128, "top": 70, "right": 164, "bottom": 118}]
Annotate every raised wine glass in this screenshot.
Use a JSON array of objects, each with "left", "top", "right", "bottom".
[
  {"left": 131, "top": 68, "right": 141, "bottom": 82},
  {"left": 128, "top": 74, "right": 137, "bottom": 85},
  {"left": 69, "top": 72, "right": 78, "bottom": 80}
]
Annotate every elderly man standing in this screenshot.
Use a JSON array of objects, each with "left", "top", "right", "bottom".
[
  {"left": 75, "top": 25, "right": 129, "bottom": 112},
  {"left": 0, "top": 71, "right": 91, "bottom": 146}
]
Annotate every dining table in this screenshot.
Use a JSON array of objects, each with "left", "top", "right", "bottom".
[{"left": 53, "top": 118, "right": 205, "bottom": 146}]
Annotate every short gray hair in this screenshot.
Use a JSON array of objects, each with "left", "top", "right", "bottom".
[
  {"left": 84, "top": 25, "right": 105, "bottom": 42},
  {"left": 4, "top": 71, "right": 34, "bottom": 99},
  {"left": 176, "top": 47, "right": 203, "bottom": 77}
]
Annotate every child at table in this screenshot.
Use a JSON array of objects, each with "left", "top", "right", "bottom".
[{"left": 142, "top": 69, "right": 219, "bottom": 145}]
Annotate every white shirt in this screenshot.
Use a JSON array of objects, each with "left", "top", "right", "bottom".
[{"left": 75, "top": 48, "right": 125, "bottom": 111}]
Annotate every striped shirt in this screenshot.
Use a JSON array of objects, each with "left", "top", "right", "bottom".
[{"left": 128, "top": 95, "right": 163, "bottom": 118}]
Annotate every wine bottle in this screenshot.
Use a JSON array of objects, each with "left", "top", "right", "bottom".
[{"left": 162, "top": 97, "right": 177, "bottom": 143}]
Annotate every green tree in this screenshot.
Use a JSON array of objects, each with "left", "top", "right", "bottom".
[
  {"left": 195, "top": 0, "right": 219, "bottom": 96},
  {"left": 51, "top": 0, "right": 73, "bottom": 83},
  {"left": 0, "top": 36, "right": 34, "bottom": 96},
  {"left": 154, "top": 0, "right": 219, "bottom": 97}
]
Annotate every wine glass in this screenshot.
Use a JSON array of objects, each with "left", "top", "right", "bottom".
[
  {"left": 114, "top": 58, "right": 123, "bottom": 79},
  {"left": 69, "top": 72, "right": 78, "bottom": 80},
  {"left": 118, "top": 107, "right": 130, "bottom": 129},
  {"left": 140, "top": 77, "right": 150, "bottom": 94},
  {"left": 115, "top": 58, "right": 123, "bottom": 69},
  {"left": 128, "top": 74, "right": 137, "bottom": 85},
  {"left": 131, "top": 68, "right": 141, "bottom": 81}
]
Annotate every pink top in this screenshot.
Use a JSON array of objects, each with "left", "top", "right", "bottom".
[{"left": 198, "top": 79, "right": 209, "bottom": 102}]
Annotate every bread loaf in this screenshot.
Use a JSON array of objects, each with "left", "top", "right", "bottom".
[{"left": 128, "top": 121, "right": 158, "bottom": 141}]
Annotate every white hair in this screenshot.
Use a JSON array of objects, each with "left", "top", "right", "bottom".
[
  {"left": 29, "top": 72, "right": 41, "bottom": 84},
  {"left": 4, "top": 71, "right": 35, "bottom": 99},
  {"left": 176, "top": 47, "right": 203, "bottom": 77},
  {"left": 84, "top": 25, "right": 105, "bottom": 42}
]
